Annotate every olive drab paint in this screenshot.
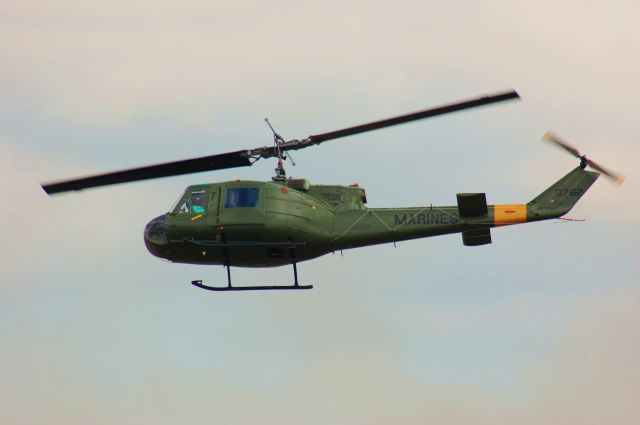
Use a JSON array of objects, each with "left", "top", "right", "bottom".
[{"left": 144, "top": 167, "right": 600, "bottom": 268}]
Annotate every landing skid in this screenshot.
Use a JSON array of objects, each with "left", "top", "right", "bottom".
[
  {"left": 191, "top": 235, "right": 312, "bottom": 292},
  {"left": 191, "top": 281, "right": 313, "bottom": 291}
]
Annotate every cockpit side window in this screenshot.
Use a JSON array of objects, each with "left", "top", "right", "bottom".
[
  {"left": 224, "top": 188, "right": 260, "bottom": 208},
  {"left": 191, "top": 190, "right": 206, "bottom": 213}
]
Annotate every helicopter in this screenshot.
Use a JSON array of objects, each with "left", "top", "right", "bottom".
[{"left": 41, "top": 90, "right": 624, "bottom": 292}]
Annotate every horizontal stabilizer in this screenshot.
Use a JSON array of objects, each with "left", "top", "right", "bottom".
[
  {"left": 462, "top": 228, "right": 492, "bottom": 246},
  {"left": 457, "top": 193, "right": 488, "bottom": 217}
]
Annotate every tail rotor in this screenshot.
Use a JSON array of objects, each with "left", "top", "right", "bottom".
[{"left": 542, "top": 131, "right": 625, "bottom": 186}]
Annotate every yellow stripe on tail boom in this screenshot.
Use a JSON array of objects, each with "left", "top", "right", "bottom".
[{"left": 494, "top": 204, "right": 527, "bottom": 225}]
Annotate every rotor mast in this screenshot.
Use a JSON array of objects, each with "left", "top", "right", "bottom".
[{"left": 264, "top": 118, "right": 288, "bottom": 181}]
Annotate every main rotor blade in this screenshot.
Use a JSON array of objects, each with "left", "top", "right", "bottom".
[
  {"left": 542, "top": 131, "right": 581, "bottom": 158},
  {"left": 41, "top": 150, "right": 251, "bottom": 195},
  {"left": 587, "top": 158, "right": 625, "bottom": 186},
  {"left": 308, "top": 90, "right": 520, "bottom": 143}
]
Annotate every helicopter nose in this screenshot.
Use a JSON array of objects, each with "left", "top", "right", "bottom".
[{"left": 144, "top": 214, "right": 169, "bottom": 256}]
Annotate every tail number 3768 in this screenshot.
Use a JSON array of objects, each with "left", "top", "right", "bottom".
[{"left": 554, "top": 188, "right": 584, "bottom": 197}]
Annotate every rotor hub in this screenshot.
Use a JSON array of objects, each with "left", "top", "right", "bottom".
[{"left": 579, "top": 155, "right": 588, "bottom": 169}]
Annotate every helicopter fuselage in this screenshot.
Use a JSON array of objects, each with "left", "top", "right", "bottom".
[
  {"left": 143, "top": 170, "right": 599, "bottom": 268},
  {"left": 145, "top": 179, "right": 364, "bottom": 267}
]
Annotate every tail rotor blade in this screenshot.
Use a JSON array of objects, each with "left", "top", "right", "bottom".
[
  {"left": 542, "top": 131, "right": 625, "bottom": 186},
  {"left": 587, "top": 159, "right": 625, "bottom": 186},
  {"left": 542, "top": 131, "right": 581, "bottom": 158}
]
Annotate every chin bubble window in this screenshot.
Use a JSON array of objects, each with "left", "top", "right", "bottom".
[
  {"left": 191, "top": 190, "right": 206, "bottom": 214},
  {"left": 224, "top": 188, "right": 260, "bottom": 208}
]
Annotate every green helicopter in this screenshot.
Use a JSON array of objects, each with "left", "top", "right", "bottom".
[{"left": 41, "top": 90, "right": 623, "bottom": 291}]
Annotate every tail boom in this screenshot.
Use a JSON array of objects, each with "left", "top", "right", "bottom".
[{"left": 329, "top": 167, "right": 599, "bottom": 250}]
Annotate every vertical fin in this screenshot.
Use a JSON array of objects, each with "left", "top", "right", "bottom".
[{"left": 527, "top": 167, "right": 599, "bottom": 221}]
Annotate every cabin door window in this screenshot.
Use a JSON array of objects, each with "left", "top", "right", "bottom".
[{"left": 224, "top": 188, "right": 260, "bottom": 208}]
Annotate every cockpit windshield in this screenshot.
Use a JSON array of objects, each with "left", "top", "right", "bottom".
[{"left": 169, "top": 192, "right": 187, "bottom": 214}]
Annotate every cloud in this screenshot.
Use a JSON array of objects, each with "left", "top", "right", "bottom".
[
  {"left": 0, "top": 2, "right": 638, "bottom": 424},
  {"left": 87, "top": 283, "right": 640, "bottom": 425},
  {"left": 524, "top": 286, "right": 640, "bottom": 425},
  {"left": 0, "top": 141, "right": 170, "bottom": 288},
  {"left": 2, "top": 0, "right": 638, "bottom": 128}
]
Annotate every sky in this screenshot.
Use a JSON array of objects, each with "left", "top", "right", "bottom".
[{"left": 1, "top": 1, "right": 639, "bottom": 424}]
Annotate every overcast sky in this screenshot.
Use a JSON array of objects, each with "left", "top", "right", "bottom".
[{"left": 1, "top": 1, "right": 639, "bottom": 424}]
